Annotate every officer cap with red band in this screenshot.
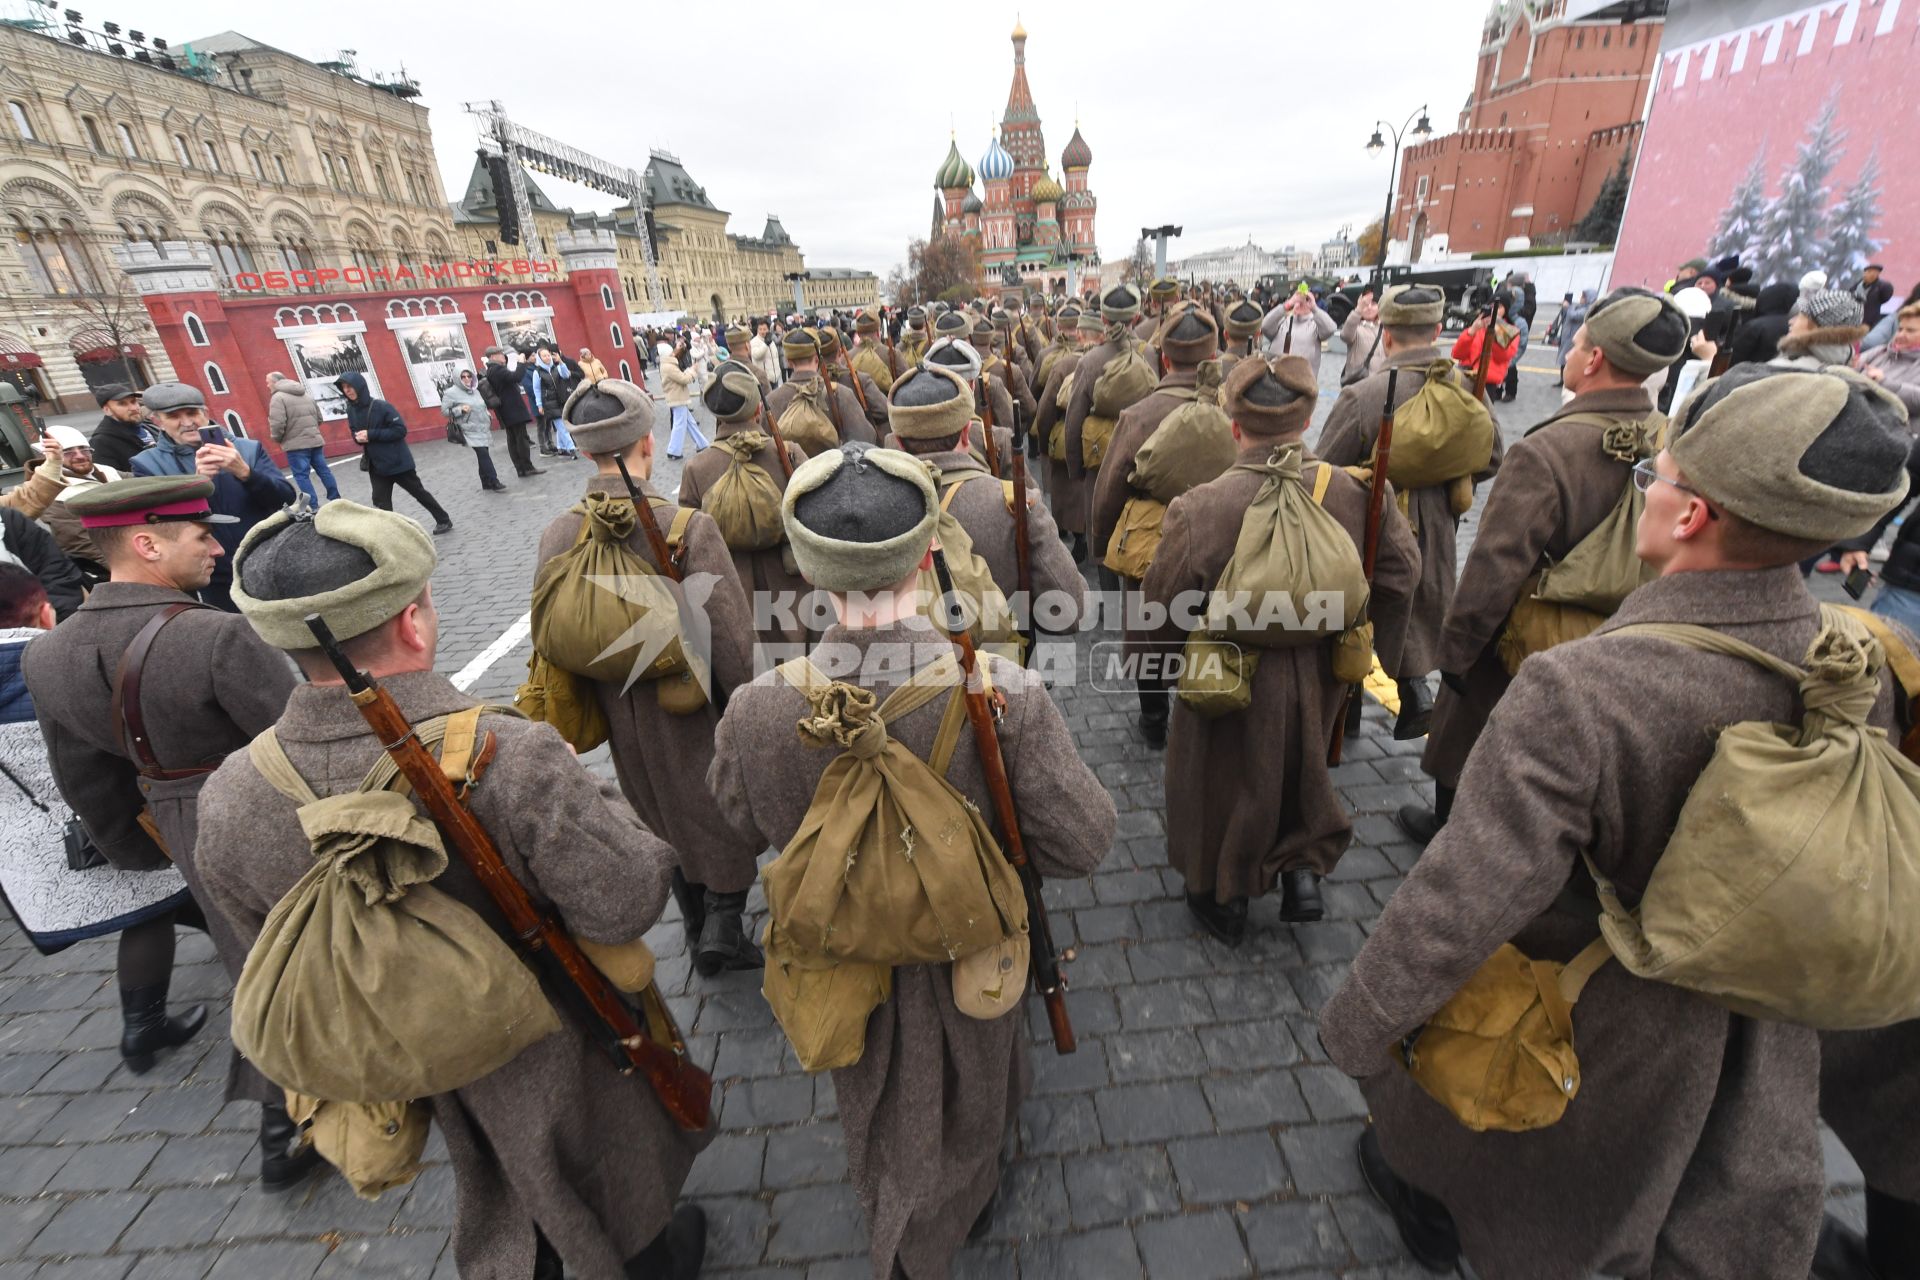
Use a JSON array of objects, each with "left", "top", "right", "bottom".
[{"left": 67, "top": 476, "right": 238, "bottom": 529}]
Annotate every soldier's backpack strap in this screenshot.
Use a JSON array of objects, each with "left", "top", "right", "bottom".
[
  {"left": 663, "top": 505, "right": 696, "bottom": 553},
  {"left": 112, "top": 602, "right": 212, "bottom": 781},
  {"left": 775, "top": 651, "right": 981, "bottom": 773},
  {"left": 1310, "top": 461, "right": 1335, "bottom": 506},
  {"left": 247, "top": 729, "right": 320, "bottom": 807}
]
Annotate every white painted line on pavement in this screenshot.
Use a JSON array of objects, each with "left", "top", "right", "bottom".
[{"left": 452, "top": 612, "right": 532, "bottom": 691}]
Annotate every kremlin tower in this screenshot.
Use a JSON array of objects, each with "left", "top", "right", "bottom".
[{"left": 931, "top": 20, "right": 1096, "bottom": 295}]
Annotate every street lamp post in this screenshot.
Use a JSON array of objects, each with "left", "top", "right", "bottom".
[{"left": 1365, "top": 107, "right": 1433, "bottom": 282}]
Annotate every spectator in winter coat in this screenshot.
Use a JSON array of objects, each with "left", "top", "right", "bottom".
[
  {"left": 577, "top": 348, "right": 609, "bottom": 383},
  {"left": 481, "top": 346, "right": 541, "bottom": 478},
  {"left": 1854, "top": 264, "right": 1896, "bottom": 328},
  {"left": 335, "top": 372, "right": 452, "bottom": 535},
  {"left": 1554, "top": 289, "right": 1596, "bottom": 383},
  {"left": 1769, "top": 290, "right": 1868, "bottom": 370},
  {"left": 0, "top": 506, "right": 85, "bottom": 619},
  {"left": 1857, "top": 303, "right": 1920, "bottom": 418},
  {"left": 1726, "top": 282, "right": 1799, "bottom": 366},
  {"left": 1864, "top": 283, "right": 1920, "bottom": 352},
  {"left": 1260, "top": 290, "right": 1338, "bottom": 379},
  {"left": 130, "top": 382, "right": 295, "bottom": 610},
  {"left": 1450, "top": 301, "right": 1522, "bottom": 395},
  {"left": 441, "top": 370, "right": 506, "bottom": 493},
  {"left": 35, "top": 425, "right": 120, "bottom": 581},
  {"left": 661, "top": 342, "right": 708, "bottom": 459},
  {"left": 265, "top": 373, "right": 339, "bottom": 507},
  {"left": 750, "top": 320, "right": 782, "bottom": 389},
  {"left": 1836, "top": 418, "right": 1920, "bottom": 635},
  {"left": 521, "top": 347, "right": 568, "bottom": 457},
  {"left": 1339, "top": 291, "right": 1387, "bottom": 385},
  {"left": 85, "top": 382, "right": 154, "bottom": 474}
]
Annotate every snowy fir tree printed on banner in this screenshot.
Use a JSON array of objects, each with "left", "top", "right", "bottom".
[
  {"left": 1824, "top": 150, "right": 1883, "bottom": 284},
  {"left": 1708, "top": 157, "right": 1768, "bottom": 267},
  {"left": 1751, "top": 96, "right": 1843, "bottom": 287}
]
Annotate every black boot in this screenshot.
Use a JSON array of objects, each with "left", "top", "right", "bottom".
[
  {"left": 1393, "top": 678, "right": 1433, "bottom": 740},
  {"left": 1070, "top": 533, "right": 1089, "bottom": 563},
  {"left": 1868, "top": 1186, "right": 1920, "bottom": 1280},
  {"left": 1358, "top": 1128, "right": 1461, "bottom": 1274},
  {"left": 1137, "top": 685, "right": 1169, "bottom": 749},
  {"left": 1279, "top": 869, "right": 1324, "bottom": 923},
  {"left": 1814, "top": 1213, "right": 1880, "bottom": 1280},
  {"left": 669, "top": 868, "right": 706, "bottom": 951},
  {"left": 1185, "top": 892, "right": 1249, "bottom": 948},
  {"left": 118, "top": 983, "right": 207, "bottom": 1074},
  {"left": 259, "top": 1101, "right": 323, "bottom": 1191},
  {"left": 1393, "top": 784, "right": 1454, "bottom": 847},
  {"left": 625, "top": 1203, "right": 707, "bottom": 1280},
  {"left": 694, "top": 890, "right": 764, "bottom": 977},
  {"left": 1344, "top": 691, "right": 1365, "bottom": 739},
  {"left": 969, "top": 1190, "right": 998, "bottom": 1241}
]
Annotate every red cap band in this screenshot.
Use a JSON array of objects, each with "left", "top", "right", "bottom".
[{"left": 79, "top": 498, "right": 216, "bottom": 529}]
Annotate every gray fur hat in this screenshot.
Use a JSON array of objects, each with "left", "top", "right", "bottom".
[
  {"left": 783, "top": 443, "right": 938, "bottom": 592},
  {"left": 924, "top": 337, "right": 983, "bottom": 383},
  {"left": 703, "top": 361, "right": 762, "bottom": 425}
]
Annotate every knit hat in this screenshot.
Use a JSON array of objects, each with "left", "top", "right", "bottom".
[
  {"left": 1100, "top": 283, "right": 1142, "bottom": 322},
  {"left": 1223, "top": 354, "right": 1317, "bottom": 436},
  {"left": 703, "top": 361, "right": 762, "bottom": 425},
  {"left": 1379, "top": 284, "right": 1445, "bottom": 327},
  {"left": 1223, "top": 299, "right": 1265, "bottom": 339},
  {"left": 1147, "top": 277, "right": 1180, "bottom": 302},
  {"left": 562, "top": 378, "right": 652, "bottom": 454},
  {"left": 1161, "top": 309, "right": 1220, "bottom": 365},
  {"left": 1669, "top": 365, "right": 1910, "bottom": 543},
  {"left": 924, "top": 336, "right": 983, "bottom": 383},
  {"left": 887, "top": 365, "right": 975, "bottom": 440},
  {"left": 783, "top": 443, "right": 938, "bottom": 593},
  {"left": 854, "top": 311, "right": 881, "bottom": 334},
  {"left": 1582, "top": 287, "right": 1690, "bottom": 376},
  {"left": 232, "top": 501, "right": 436, "bottom": 649},
  {"left": 1791, "top": 289, "right": 1865, "bottom": 330},
  {"left": 782, "top": 327, "right": 823, "bottom": 362},
  {"left": 141, "top": 382, "right": 204, "bottom": 413},
  {"left": 92, "top": 381, "right": 138, "bottom": 407}
]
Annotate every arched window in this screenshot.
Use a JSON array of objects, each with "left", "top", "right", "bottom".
[
  {"left": 8, "top": 212, "right": 101, "bottom": 295},
  {"left": 620, "top": 360, "right": 633, "bottom": 381},
  {"left": 223, "top": 410, "right": 246, "bottom": 437},
  {"left": 81, "top": 116, "right": 106, "bottom": 153},
  {"left": 183, "top": 313, "right": 209, "bottom": 346},
  {"left": 8, "top": 101, "right": 34, "bottom": 141},
  {"left": 319, "top": 153, "right": 335, "bottom": 186},
  {"left": 204, "top": 362, "right": 227, "bottom": 394},
  {"left": 404, "top": 170, "right": 418, "bottom": 203},
  {"left": 600, "top": 284, "right": 615, "bottom": 311},
  {"left": 610, "top": 323, "right": 624, "bottom": 348},
  {"left": 273, "top": 154, "right": 289, "bottom": 183},
  {"left": 249, "top": 150, "right": 265, "bottom": 180},
  {"left": 374, "top": 163, "right": 391, "bottom": 199},
  {"left": 116, "top": 122, "right": 139, "bottom": 158},
  {"left": 172, "top": 133, "right": 191, "bottom": 166},
  {"left": 201, "top": 139, "right": 222, "bottom": 172}
]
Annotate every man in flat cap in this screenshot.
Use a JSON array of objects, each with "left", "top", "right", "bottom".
[
  {"left": 1091, "top": 309, "right": 1231, "bottom": 746},
  {"left": 849, "top": 310, "right": 906, "bottom": 392},
  {"left": 86, "top": 381, "right": 154, "bottom": 474},
  {"left": 481, "top": 345, "right": 545, "bottom": 480},
  {"left": 1032, "top": 309, "right": 1106, "bottom": 560},
  {"left": 680, "top": 360, "right": 814, "bottom": 650},
  {"left": 884, "top": 364, "right": 1084, "bottom": 639},
  {"left": 1400, "top": 287, "right": 1685, "bottom": 844},
  {"left": 1063, "top": 284, "right": 1159, "bottom": 565},
  {"left": 709, "top": 441, "right": 1114, "bottom": 1280},
  {"left": 197, "top": 498, "right": 709, "bottom": 1278},
  {"left": 923, "top": 337, "right": 1015, "bottom": 474},
  {"left": 816, "top": 325, "right": 888, "bottom": 432},
  {"left": 1321, "top": 365, "right": 1915, "bottom": 1280},
  {"left": 22, "top": 475, "right": 318, "bottom": 1190},
  {"left": 1144, "top": 356, "right": 1418, "bottom": 940},
  {"left": 1319, "top": 284, "right": 1503, "bottom": 740},
  {"left": 535, "top": 378, "right": 766, "bottom": 977},
  {"left": 130, "top": 381, "right": 297, "bottom": 611},
  {"left": 765, "top": 328, "right": 874, "bottom": 453}
]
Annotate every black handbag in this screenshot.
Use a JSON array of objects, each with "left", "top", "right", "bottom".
[{"left": 63, "top": 817, "right": 107, "bottom": 871}]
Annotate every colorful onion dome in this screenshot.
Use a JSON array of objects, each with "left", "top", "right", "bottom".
[
  {"left": 935, "top": 138, "right": 975, "bottom": 191},
  {"left": 979, "top": 133, "right": 1014, "bottom": 183},
  {"left": 1062, "top": 125, "right": 1092, "bottom": 171},
  {"left": 1031, "top": 172, "right": 1064, "bottom": 204}
]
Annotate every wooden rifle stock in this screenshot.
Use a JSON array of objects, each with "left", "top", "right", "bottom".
[
  {"left": 1329, "top": 365, "right": 1399, "bottom": 767},
  {"left": 929, "top": 550, "right": 1075, "bottom": 1054},
  {"left": 839, "top": 350, "right": 872, "bottom": 419},
  {"left": 759, "top": 402, "right": 795, "bottom": 480},
  {"left": 979, "top": 377, "right": 1002, "bottom": 479},
  {"left": 613, "top": 455, "right": 681, "bottom": 581},
  {"left": 302, "top": 615, "right": 713, "bottom": 1132}
]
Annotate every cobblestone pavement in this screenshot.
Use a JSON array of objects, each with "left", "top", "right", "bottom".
[{"left": 0, "top": 344, "right": 1867, "bottom": 1278}]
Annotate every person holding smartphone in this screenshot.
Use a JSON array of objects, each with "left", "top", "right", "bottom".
[{"left": 129, "top": 383, "right": 295, "bottom": 611}]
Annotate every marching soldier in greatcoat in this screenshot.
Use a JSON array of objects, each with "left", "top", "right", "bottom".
[
  {"left": 1317, "top": 284, "right": 1504, "bottom": 740},
  {"left": 898, "top": 307, "right": 931, "bottom": 364},
  {"left": 1217, "top": 298, "right": 1267, "bottom": 378},
  {"left": 723, "top": 325, "right": 773, "bottom": 398},
  {"left": 766, "top": 329, "right": 875, "bottom": 450},
  {"left": 850, "top": 310, "right": 908, "bottom": 392},
  {"left": 818, "top": 326, "right": 889, "bottom": 433},
  {"left": 1320, "top": 366, "right": 1913, "bottom": 1280},
  {"left": 710, "top": 441, "right": 1115, "bottom": 1280},
  {"left": 1033, "top": 308, "right": 1104, "bottom": 562},
  {"left": 1064, "top": 284, "right": 1158, "bottom": 566},
  {"left": 680, "top": 361, "right": 815, "bottom": 652},
  {"left": 977, "top": 317, "right": 1038, "bottom": 426},
  {"left": 22, "top": 475, "right": 319, "bottom": 1191},
  {"left": 536, "top": 378, "right": 768, "bottom": 978},
  {"left": 1135, "top": 276, "right": 1180, "bottom": 344},
  {"left": 1144, "top": 356, "right": 1418, "bottom": 940},
  {"left": 198, "top": 499, "right": 710, "bottom": 1280},
  {"left": 1398, "top": 288, "right": 1688, "bottom": 843},
  {"left": 923, "top": 337, "right": 1016, "bottom": 473}
]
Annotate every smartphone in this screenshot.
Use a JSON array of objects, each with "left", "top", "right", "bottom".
[
  {"left": 1844, "top": 566, "right": 1873, "bottom": 600},
  {"left": 197, "top": 425, "right": 228, "bottom": 447}
]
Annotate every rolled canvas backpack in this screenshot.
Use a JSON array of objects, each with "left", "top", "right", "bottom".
[
  {"left": 777, "top": 379, "right": 841, "bottom": 456},
  {"left": 702, "top": 430, "right": 786, "bottom": 552},
  {"left": 1104, "top": 361, "right": 1236, "bottom": 580}
]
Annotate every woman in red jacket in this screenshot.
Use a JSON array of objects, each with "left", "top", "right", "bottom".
[{"left": 1451, "top": 297, "right": 1523, "bottom": 399}]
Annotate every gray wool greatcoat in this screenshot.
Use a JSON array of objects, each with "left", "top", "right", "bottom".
[
  {"left": 1420, "top": 386, "right": 1663, "bottom": 789},
  {"left": 1143, "top": 442, "right": 1419, "bottom": 900},
  {"left": 1319, "top": 567, "right": 1906, "bottom": 1280},
  {"left": 677, "top": 420, "right": 817, "bottom": 652},
  {"left": 1089, "top": 369, "right": 1203, "bottom": 570},
  {"left": 22, "top": 582, "right": 296, "bottom": 1104},
  {"left": 193, "top": 672, "right": 705, "bottom": 1280},
  {"left": 917, "top": 444, "right": 1086, "bottom": 638},
  {"left": 1315, "top": 344, "right": 1505, "bottom": 680},
  {"left": 764, "top": 370, "right": 876, "bottom": 455},
  {"left": 1062, "top": 335, "right": 1158, "bottom": 490},
  {"left": 709, "top": 616, "right": 1115, "bottom": 1280},
  {"left": 1033, "top": 354, "right": 1089, "bottom": 536},
  {"left": 984, "top": 353, "right": 1038, "bottom": 425},
  {"left": 536, "top": 476, "right": 765, "bottom": 894}
]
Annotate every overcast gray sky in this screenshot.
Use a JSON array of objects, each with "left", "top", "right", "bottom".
[{"left": 144, "top": 0, "right": 1491, "bottom": 273}]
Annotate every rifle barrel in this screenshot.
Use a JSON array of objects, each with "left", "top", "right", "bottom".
[{"left": 614, "top": 455, "right": 680, "bottom": 581}]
